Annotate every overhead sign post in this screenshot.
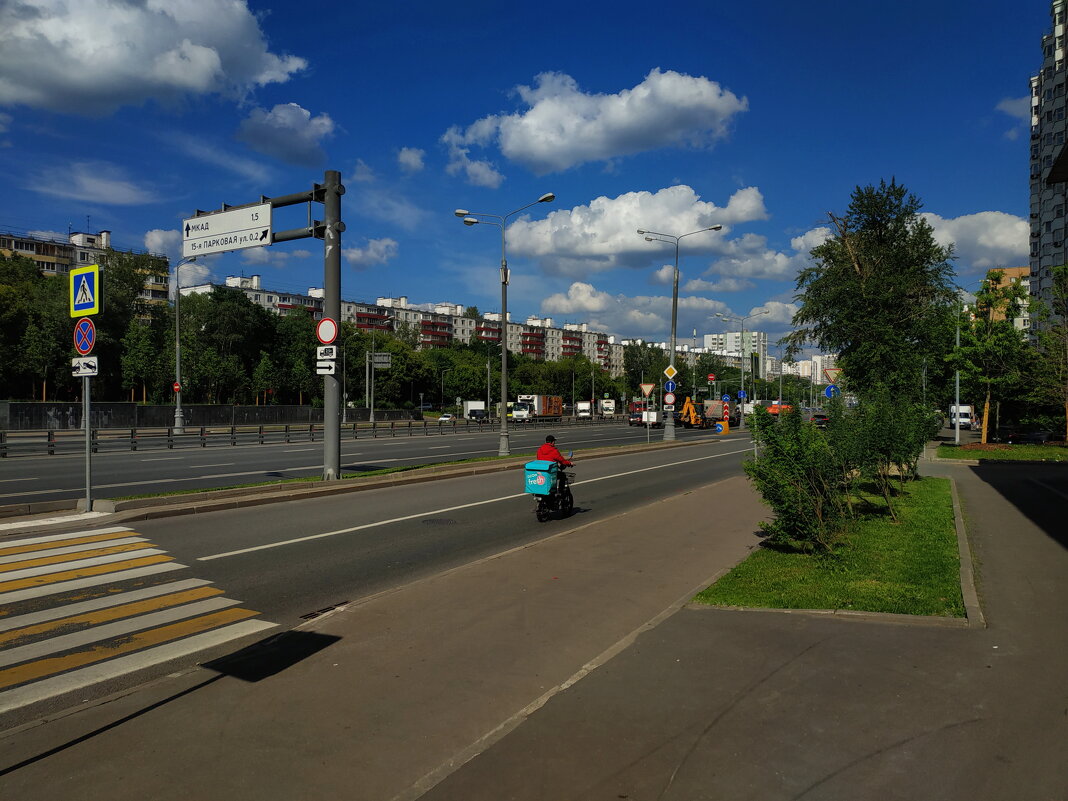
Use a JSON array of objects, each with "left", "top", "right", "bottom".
[
  {"left": 185, "top": 170, "right": 345, "bottom": 479},
  {"left": 182, "top": 204, "right": 272, "bottom": 258}
]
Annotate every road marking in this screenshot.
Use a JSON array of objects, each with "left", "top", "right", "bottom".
[
  {"left": 0, "top": 554, "right": 173, "bottom": 595},
  {"left": 0, "top": 541, "right": 152, "bottom": 572},
  {"left": 0, "top": 536, "right": 146, "bottom": 565},
  {"left": 191, "top": 463, "right": 235, "bottom": 468},
  {"left": 428, "top": 446, "right": 450, "bottom": 450},
  {"left": 0, "top": 620, "right": 276, "bottom": 715},
  {"left": 0, "top": 562, "right": 186, "bottom": 605},
  {"left": 0, "top": 548, "right": 165, "bottom": 583},
  {"left": 0, "top": 596, "right": 240, "bottom": 668},
  {"left": 199, "top": 447, "right": 752, "bottom": 561},
  {"left": 0, "top": 607, "right": 260, "bottom": 691},
  {"left": 283, "top": 448, "right": 316, "bottom": 453},
  {"left": 0, "top": 578, "right": 213, "bottom": 633},
  {"left": 0, "top": 528, "right": 136, "bottom": 556},
  {"left": 0, "top": 477, "right": 39, "bottom": 484},
  {"left": 141, "top": 457, "right": 182, "bottom": 462}
]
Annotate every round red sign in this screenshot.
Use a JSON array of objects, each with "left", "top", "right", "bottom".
[
  {"left": 707, "top": 373, "right": 716, "bottom": 381},
  {"left": 316, "top": 317, "right": 338, "bottom": 345},
  {"left": 173, "top": 381, "right": 181, "bottom": 393}
]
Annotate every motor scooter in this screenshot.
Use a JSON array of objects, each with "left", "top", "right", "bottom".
[{"left": 524, "top": 451, "right": 575, "bottom": 522}]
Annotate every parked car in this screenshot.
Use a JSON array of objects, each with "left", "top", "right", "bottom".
[
  {"left": 628, "top": 411, "right": 643, "bottom": 426},
  {"left": 437, "top": 413, "right": 455, "bottom": 423}
]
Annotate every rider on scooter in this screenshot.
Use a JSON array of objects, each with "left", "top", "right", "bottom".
[{"left": 536, "top": 435, "right": 573, "bottom": 469}]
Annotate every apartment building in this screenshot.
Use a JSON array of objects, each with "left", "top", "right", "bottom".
[
  {"left": 1031, "top": 0, "right": 1068, "bottom": 309},
  {"left": 183, "top": 281, "right": 625, "bottom": 376},
  {"left": 0, "top": 228, "right": 169, "bottom": 306},
  {"left": 986, "top": 266, "right": 1032, "bottom": 330},
  {"left": 702, "top": 330, "right": 770, "bottom": 379}
]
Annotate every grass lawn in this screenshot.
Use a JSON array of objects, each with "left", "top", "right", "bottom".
[
  {"left": 694, "top": 477, "right": 964, "bottom": 617},
  {"left": 937, "top": 443, "right": 1068, "bottom": 462}
]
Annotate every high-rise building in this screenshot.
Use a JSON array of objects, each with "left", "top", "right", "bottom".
[{"left": 1031, "top": 1, "right": 1068, "bottom": 309}]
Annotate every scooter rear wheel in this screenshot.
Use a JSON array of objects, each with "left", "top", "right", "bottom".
[
  {"left": 535, "top": 501, "right": 550, "bottom": 522},
  {"left": 561, "top": 488, "right": 574, "bottom": 516}
]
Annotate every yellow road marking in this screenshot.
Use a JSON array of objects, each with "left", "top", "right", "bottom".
[
  {"left": 0, "top": 586, "right": 225, "bottom": 647},
  {"left": 0, "top": 555, "right": 173, "bottom": 594},
  {"left": 0, "top": 542, "right": 155, "bottom": 574},
  {"left": 0, "top": 607, "right": 259, "bottom": 690},
  {"left": 0, "top": 531, "right": 141, "bottom": 558}
]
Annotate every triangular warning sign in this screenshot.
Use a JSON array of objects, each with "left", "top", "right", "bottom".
[{"left": 76, "top": 276, "right": 94, "bottom": 306}]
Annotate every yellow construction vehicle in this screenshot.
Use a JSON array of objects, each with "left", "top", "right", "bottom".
[{"left": 678, "top": 397, "right": 707, "bottom": 428}]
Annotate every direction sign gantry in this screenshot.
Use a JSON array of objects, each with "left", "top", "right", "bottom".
[{"left": 182, "top": 203, "right": 272, "bottom": 258}]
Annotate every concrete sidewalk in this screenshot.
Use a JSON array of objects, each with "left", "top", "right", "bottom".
[
  {"left": 419, "top": 460, "right": 1068, "bottom": 801},
  {"left": 0, "top": 474, "right": 767, "bottom": 799}
]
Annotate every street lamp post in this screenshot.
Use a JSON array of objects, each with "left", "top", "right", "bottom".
[
  {"left": 172, "top": 256, "right": 198, "bottom": 435},
  {"left": 455, "top": 193, "right": 555, "bottom": 456},
  {"left": 637, "top": 225, "right": 722, "bottom": 440},
  {"left": 715, "top": 309, "right": 770, "bottom": 430}
]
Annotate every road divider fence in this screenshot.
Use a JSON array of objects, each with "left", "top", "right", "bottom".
[{"left": 0, "top": 416, "right": 626, "bottom": 458}]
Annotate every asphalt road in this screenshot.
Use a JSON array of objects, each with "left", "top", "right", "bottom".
[
  {"left": 0, "top": 420, "right": 728, "bottom": 505},
  {"left": 0, "top": 436, "right": 752, "bottom": 729}
]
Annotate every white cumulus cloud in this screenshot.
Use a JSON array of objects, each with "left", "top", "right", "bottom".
[
  {"left": 242, "top": 247, "right": 312, "bottom": 266},
  {"left": 539, "top": 281, "right": 730, "bottom": 340},
  {"left": 507, "top": 184, "right": 766, "bottom": 276},
  {"left": 446, "top": 69, "right": 747, "bottom": 175},
  {"left": 397, "top": 147, "right": 425, "bottom": 172},
  {"left": 343, "top": 238, "right": 398, "bottom": 269},
  {"left": 33, "top": 161, "right": 157, "bottom": 205},
  {"left": 0, "top": 0, "right": 306, "bottom": 114},
  {"left": 144, "top": 228, "right": 180, "bottom": 257},
  {"left": 920, "top": 211, "right": 1029, "bottom": 271},
  {"left": 237, "top": 103, "right": 334, "bottom": 166}
]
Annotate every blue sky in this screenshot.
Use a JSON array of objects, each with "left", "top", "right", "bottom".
[{"left": 0, "top": 0, "right": 1047, "bottom": 349}]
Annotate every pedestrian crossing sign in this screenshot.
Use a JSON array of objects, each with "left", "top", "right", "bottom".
[{"left": 70, "top": 264, "right": 101, "bottom": 317}]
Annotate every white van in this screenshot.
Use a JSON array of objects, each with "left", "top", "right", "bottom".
[{"left": 949, "top": 404, "right": 974, "bottom": 430}]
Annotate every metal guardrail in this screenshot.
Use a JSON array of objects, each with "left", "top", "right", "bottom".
[{"left": 0, "top": 416, "right": 625, "bottom": 457}]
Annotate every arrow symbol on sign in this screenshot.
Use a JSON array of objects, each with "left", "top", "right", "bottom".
[
  {"left": 258, "top": 229, "right": 269, "bottom": 241},
  {"left": 184, "top": 222, "right": 190, "bottom": 237}
]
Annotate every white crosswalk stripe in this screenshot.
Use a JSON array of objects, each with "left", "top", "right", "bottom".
[{"left": 0, "top": 526, "right": 276, "bottom": 716}]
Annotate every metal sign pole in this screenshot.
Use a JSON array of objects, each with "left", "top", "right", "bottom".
[
  {"left": 322, "top": 169, "right": 342, "bottom": 480},
  {"left": 83, "top": 375, "right": 92, "bottom": 512}
]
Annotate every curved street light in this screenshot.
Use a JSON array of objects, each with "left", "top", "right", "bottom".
[
  {"left": 172, "top": 256, "right": 198, "bottom": 435},
  {"left": 715, "top": 309, "right": 770, "bottom": 430},
  {"left": 454, "top": 193, "right": 555, "bottom": 456},
  {"left": 637, "top": 225, "right": 722, "bottom": 441}
]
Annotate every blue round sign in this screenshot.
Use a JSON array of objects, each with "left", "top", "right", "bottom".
[
  {"left": 721, "top": 394, "right": 731, "bottom": 402},
  {"left": 738, "top": 390, "right": 747, "bottom": 399},
  {"left": 714, "top": 422, "right": 724, "bottom": 433},
  {"left": 73, "top": 317, "right": 96, "bottom": 356},
  {"left": 825, "top": 385, "right": 840, "bottom": 398},
  {"left": 664, "top": 380, "right": 677, "bottom": 393}
]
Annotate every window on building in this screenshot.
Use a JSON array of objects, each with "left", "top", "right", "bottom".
[{"left": 1058, "top": 108, "right": 1066, "bottom": 121}]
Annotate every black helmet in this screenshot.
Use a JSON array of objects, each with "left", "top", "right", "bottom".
[{"left": 545, "top": 435, "right": 556, "bottom": 443}]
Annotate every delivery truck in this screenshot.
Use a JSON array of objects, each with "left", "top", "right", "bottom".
[
  {"left": 517, "top": 394, "right": 563, "bottom": 419},
  {"left": 462, "top": 400, "right": 487, "bottom": 420}
]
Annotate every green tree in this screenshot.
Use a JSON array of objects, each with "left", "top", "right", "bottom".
[
  {"left": 788, "top": 180, "right": 957, "bottom": 401},
  {"left": 954, "top": 271, "right": 1032, "bottom": 443},
  {"left": 120, "top": 318, "right": 158, "bottom": 402}
]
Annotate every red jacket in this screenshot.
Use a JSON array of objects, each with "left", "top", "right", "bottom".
[{"left": 536, "top": 442, "right": 572, "bottom": 467}]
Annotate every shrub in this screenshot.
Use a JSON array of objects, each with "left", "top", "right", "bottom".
[{"left": 744, "top": 407, "right": 850, "bottom": 552}]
